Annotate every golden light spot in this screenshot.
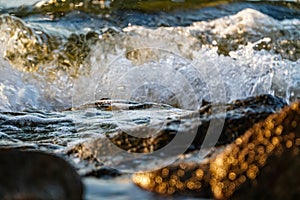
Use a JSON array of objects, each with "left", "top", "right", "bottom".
[
  {"left": 175, "top": 181, "right": 184, "bottom": 189},
  {"left": 275, "top": 125, "right": 283, "bottom": 135},
  {"left": 247, "top": 150, "right": 255, "bottom": 162},
  {"left": 239, "top": 175, "right": 246, "bottom": 183},
  {"left": 155, "top": 176, "right": 162, "bottom": 184},
  {"left": 227, "top": 156, "right": 236, "bottom": 164},
  {"left": 235, "top": 138, "right": 243, "bottom": 145},
  {"left": 287, "top": 132, "right": 296, "bottom": 139},
  {"left": 238, "top": 154, "right": 245, "bottom": 162},
  {"left": 257, "top": 146, "right": 265, "bottom": 154},
  {"left": 263, "top": 138, "right": 270, "bottom": 146},
  {"left": 248, "top": 143, "right": 255, "bottom": 150},
  {"left": 215, "top": 157, "right": 224, "bottom": 166},
  {"left": 132, "top": 102, "right": 300, "bottom": 198},
  {"left": 241, "top": 162, "right": 248, "bottom": 170},
  {"left": 212, "top": 186, "right": 223, "bottom": 200},
  {"left": 247, "top": 165, "right": 259, "bottom": 180},
  {"left": 132, "top": 174, "right": 151, "bottom": 187},
  {"left": 228, "top": 182, "right": 236, "bottom": 191},
  {"left": 194, "top": 181, "right": 202, "bottom": 189},
  {"left": 179, "top": 163, "right": 187, "bottom": 170},
  {"left": 278, "top": 111, "right": 287, "bottom": 120},
  {"left": 257, "top": 134, "right": 265, "bottom": 142},
  {"left": 210, "top": 179, "right": 217, "bottom": 187},
  {"left": 169, "top": 178, "right": 176, "bottom": 186},
  {"left": 187, "top": 181, "right": 195, "bottom": 189},
  {"left": 286, "top": 140, "right": 293, "bottom": 148},
  {"left": 266, "top": 144, "right": 275, "bottom": 153},
  {"left": 170, "top": 175, "right": 179, "bottom": 180},
  {"left": 258, "top": 155, "right": 267, "bottom": 166},
  {"left": 271, "top": 137, "right": 279, "bottom": 146},
  {"left": 293, "top": 147, "right": 299, "bottom": 155},
  {"left": 247, "top": 171, "right": 256, "bottom": 179},
  {"left": 177, "top": 169, "right": 185, "bottom": 177},
  {"left": 265, "top": 120, "right": 274, "bottom": 129},
  {"left": 156, "top": 184, "right": 166, "bottom": 193},
  {"left": 228, "top": 172, "right": 236, "bottom": 180},
  {"left": 216, "top": 168, "right": 227, "bottom": 179},
  {"left": 291, "top": 103, "right": 298, "bottom": 110},
  {"left": 161, "top": 182, "right": 167, "bottom": 188},
  {"left": 264, "top": 130, "right": 271, "bottom": 137},
  {"left": 167, "top": 187, "right": 175, "bottom": 194},
  {"left": 232, "top": 146, "right": 240, "bottom": 155},
  {"left": 195, "top": 169, "right": 204, "bottom": 179},
  {"left": 256, "top": 129, "right": 263, "bottom": 136},
  {"left": 292, "top": 120, "right": 297, "bottom": 128},
  {"left": 217, "top": 182, "right": 224, "bottom": 189},
  {"left": 161, "top": 168, "right": 169, "bottom": 177},
  {"left": 149, "top": 180, "right": 156, "bottom": 188}
]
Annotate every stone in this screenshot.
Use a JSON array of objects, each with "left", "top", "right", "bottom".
[
  {"left": 68, "top": 94, "right": 287, "bottom": 160},
  {"left": 0, "top": 149, "right": 83, "bottom": 200}
]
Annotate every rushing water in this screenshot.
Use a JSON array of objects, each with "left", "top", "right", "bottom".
[{"left": 0, "top": 0, "right": 299, "bottom": 199}]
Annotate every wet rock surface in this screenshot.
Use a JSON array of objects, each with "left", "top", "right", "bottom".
[
  {"left": 67, "top": 95, "right": 287, "bottom": 168},
  {"left": 0, "top": 94, "right": 296, "bottom": 199},
  {"left": 0, "top": 149, "right": 83, "bottom": 200}
]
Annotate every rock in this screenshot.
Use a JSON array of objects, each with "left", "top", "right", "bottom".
[
  {"left": 194, "top": 94, "right": 287, "bottom": 148},
  {"left": 0, "top": 149, "right": 83, "bottom": 200},
  {"left": 67, "top": 94, "right": 287, "bottom": 162},
  {"left": 133, "top": 101, "right": 300, "bottom": 199}
]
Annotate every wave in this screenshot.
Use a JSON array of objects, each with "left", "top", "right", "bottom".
[{"left": 0, "top": 8, "right": 299, "bottom": 111}]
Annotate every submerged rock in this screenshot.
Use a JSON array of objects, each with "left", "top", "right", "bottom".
[
  {"left": 0, "top": 149, "right": 83, "bottom": 200},
  {"left": 133, "top": 101, "right": 300, "bottom": 199},
  {"left": 69, "top": 94, "right": 286, "bottom": 151},
  {"left": 67, "top": 94, "right": 287, "bottom": 172}
]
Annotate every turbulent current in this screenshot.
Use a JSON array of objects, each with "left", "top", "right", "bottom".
[{"left": 0, "top": 0, "right": 299, "bottom": 199}]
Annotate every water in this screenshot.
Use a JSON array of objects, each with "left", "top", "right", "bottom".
[{"left": 0, "top": 0, "right": 299, "bottom": 199}]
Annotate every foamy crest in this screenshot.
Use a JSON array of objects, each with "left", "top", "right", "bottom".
[{"left": 0, "top": 8, "right": 299, "bottom": 111}]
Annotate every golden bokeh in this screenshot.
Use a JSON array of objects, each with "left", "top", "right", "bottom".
[{"left": 133, "top": 102, "right": 300, "bottom": 199}]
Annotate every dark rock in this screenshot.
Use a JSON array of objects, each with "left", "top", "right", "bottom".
[
  {"left": 0, "top": 149, "right": 83, "bottom": 200},
  {"left": 195, "top": 94, "right": 288, "bottom": 147},
  {"left": 84, "top": 167, "right": 122, "bottom": 178},
  {"left": 68, "top": 94, "right": 287, "bottom": 158}
]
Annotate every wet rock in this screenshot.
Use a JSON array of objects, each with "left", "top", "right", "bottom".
[
  {"left": 0, "top": 112, "right": 75, "bottom": 135},
  {"left": 0, "top": 149, "right": 83, "bottom": 200},
  {"left": 0, "top": 15, "right": 96, "bottom": 79},
  {"left": 84, "top": 167, "right": 122, "bottom": 178},
  {"left": 0, "top": 138, "right": 38, "bottom": 150},
  {"left": 196, "top": 94, "right": 287, "bottom": 147},
  {"left": 67, "top": 94, "right": 287, "bottom": 172},
  {"left": 68, "top": 94, "right": 286, "bottom": 154},
  {"left": 133, "top": 101, "right": 300, "bottom": 199}
]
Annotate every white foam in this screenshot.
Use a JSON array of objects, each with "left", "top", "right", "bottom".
[
  {"left": 73, "top": 9, "right": 299, "bottom": 108},
  {"left": 0, "top": 8, "right": 299, "bottom": 111}
]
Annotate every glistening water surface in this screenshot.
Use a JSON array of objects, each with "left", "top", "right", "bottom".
[{"left": 0, "top": 0, "right": 299, "bottom": 199}]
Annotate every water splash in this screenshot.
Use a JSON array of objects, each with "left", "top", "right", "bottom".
[
  {"left": 0, "top": 8, "right": 299, "bottom": 111},
  {"left": 74, "top": 9, "right": 300, "bottom": 108}
]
